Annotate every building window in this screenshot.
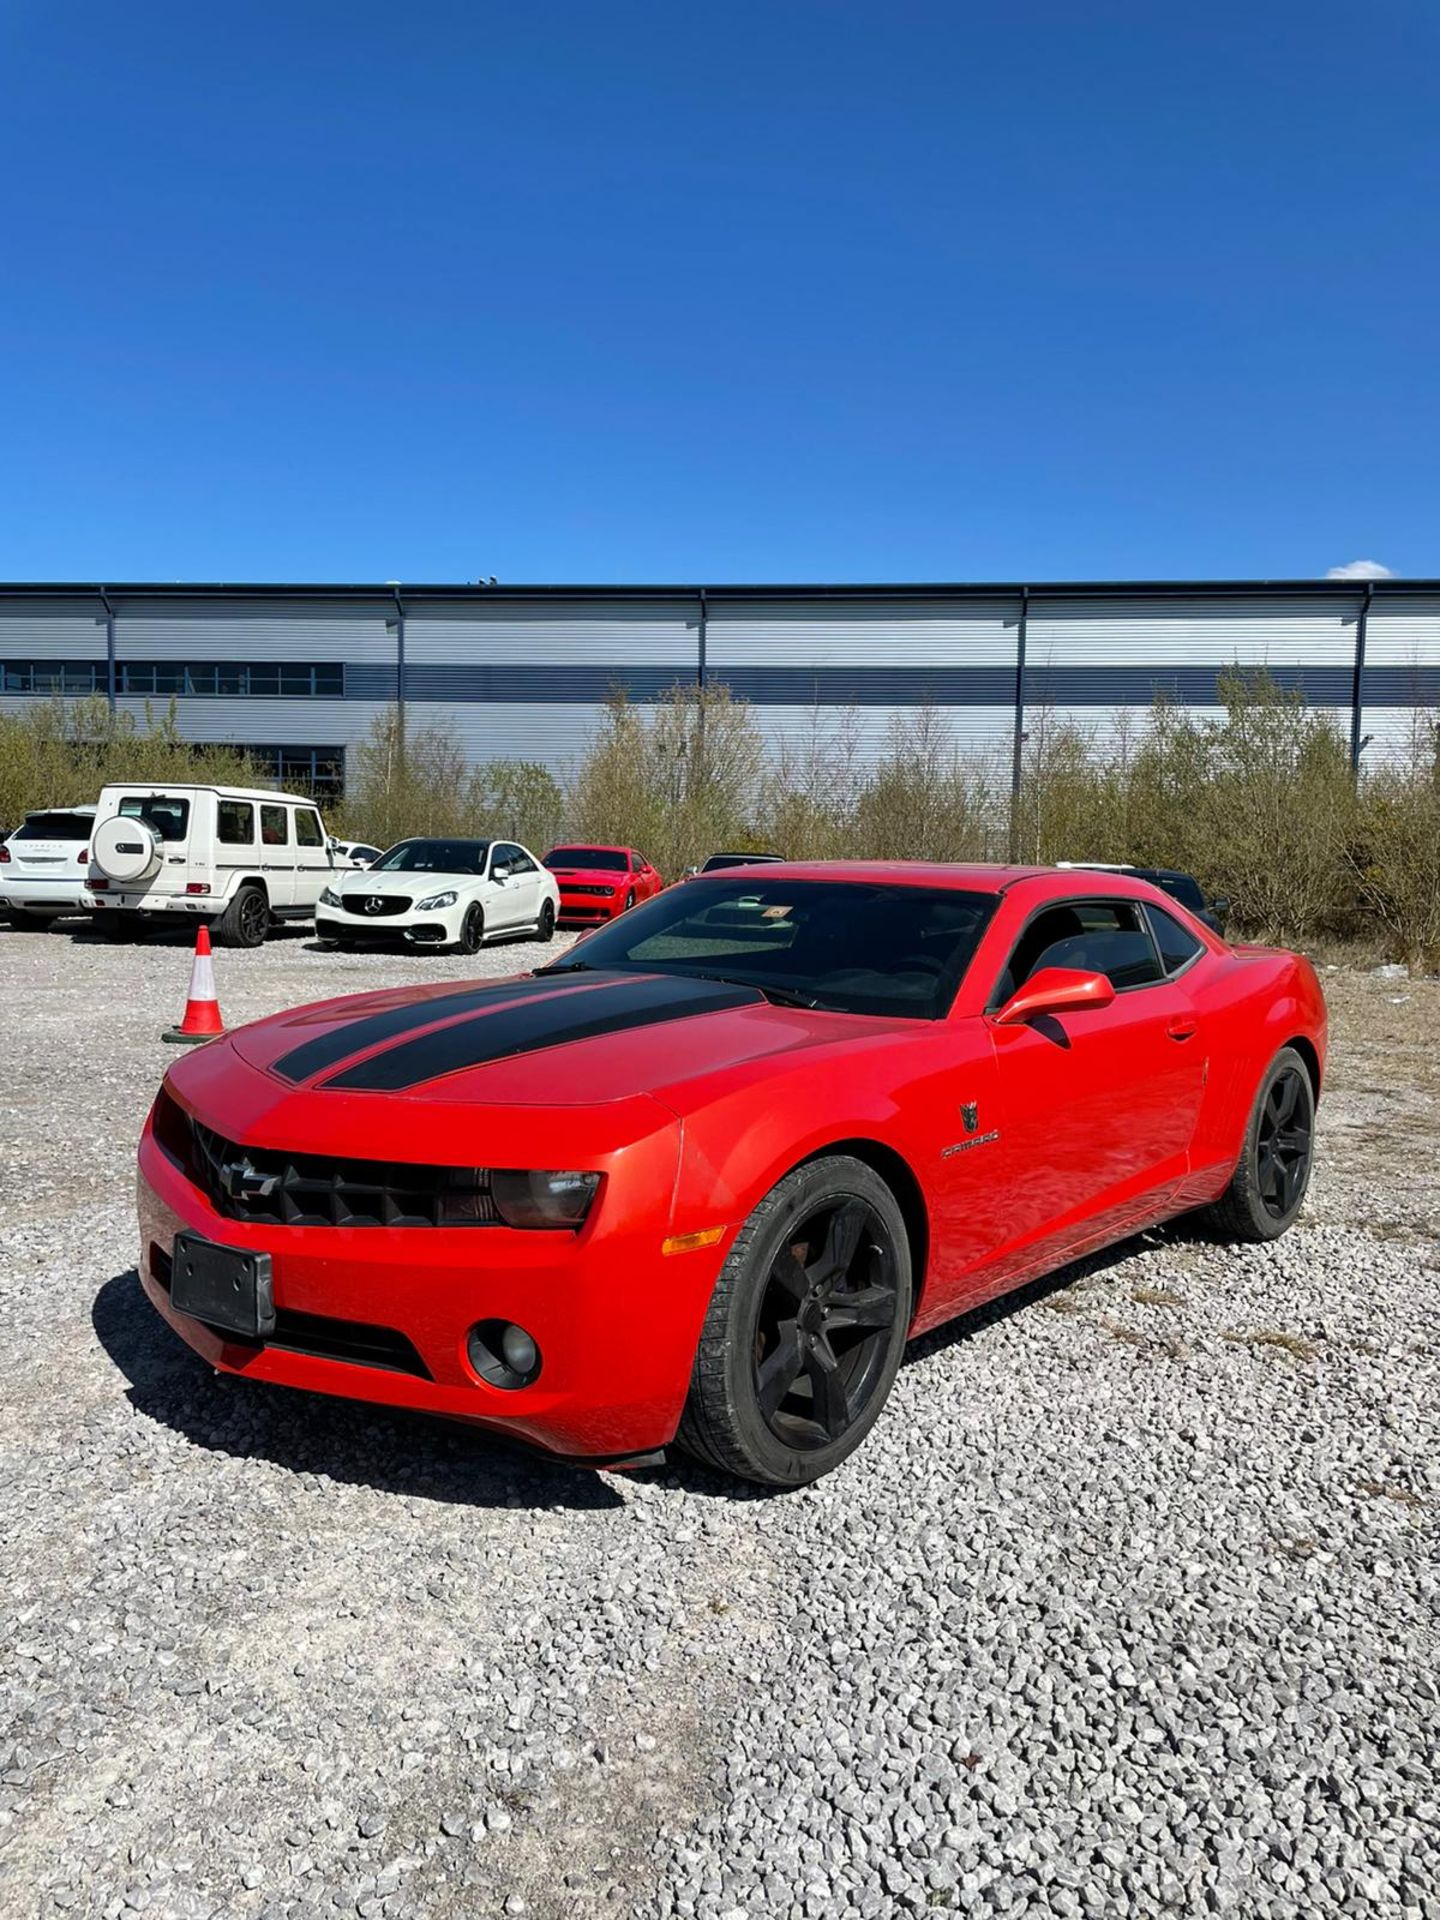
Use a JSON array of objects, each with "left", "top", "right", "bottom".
[
  {"left": 115, "top": 662, "right": 346, "bottom": 697},
  {"left": 237, "top": 745, "right": 346, "bottom": 800},
  {"left": 1, "top": 660, "right": 104, "bottom": 694}
]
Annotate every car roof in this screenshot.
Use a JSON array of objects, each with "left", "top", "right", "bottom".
[
  {"left": 684, "top": 861, "right": 1188, "bottom": 902},
  {"left": 100, "top": 783, "right": 319, "bottom": 805},
  {"left": 547, "top": 842, "right": 632, "bottom": 853}
]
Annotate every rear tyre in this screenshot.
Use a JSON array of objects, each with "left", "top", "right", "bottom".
[
  {"left": 677, "top": 1155, "right": 912, "bottom": 1487},
  {"left": 536, "top": 898, "right": 556, "bottom": 943},
  {"left": 213, "top": 883, "right": 269, "bottom": 949},
  {"left": 1200, "top": 1046, "right": 1316, "bottom": 1243},
  {"left": 4, "top": 912, "right": 52, "bottom": 932},
  {"left": 455, "top": 903, "right": 486, "bottom": 956}
]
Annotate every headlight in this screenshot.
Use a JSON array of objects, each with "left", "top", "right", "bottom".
[
  {"left": 416, "top": 889, "right": 458, "bottom": 911},
  {"left": 319, "top": 886, "right": 341, "bottom": 907},
  {"left": 491, "top": 1169, "right": 600, "bottom": 1230}
]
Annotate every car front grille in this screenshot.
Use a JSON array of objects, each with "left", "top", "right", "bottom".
[
  {"left": 342, "top": 893, "right": 410, "bottom": 916},
  {"left": 153, "top": 1091, "right": 499, "bottom": 1228},
  {"left": 562, "top": 884, "right": 615, "bottom": 897}
]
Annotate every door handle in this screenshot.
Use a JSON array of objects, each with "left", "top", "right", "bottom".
[{"left": 1166, "top": 1018, "right": 1197, "bottom": 1042}]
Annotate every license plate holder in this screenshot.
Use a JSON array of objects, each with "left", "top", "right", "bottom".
[{"left": 171, "top": 1233, "right": 275, "bottom": 1339}]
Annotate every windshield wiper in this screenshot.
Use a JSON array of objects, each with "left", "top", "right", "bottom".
[
  {"left": 679, "top": 970, "right": 825, "bottom": 1010},
  {"left": 533, "top": 958, "right": 600, "bottom": 975}
]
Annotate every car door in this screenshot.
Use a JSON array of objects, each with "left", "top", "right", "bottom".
[
  {"left": 495, "top": 842, "right": 542, "bottom": 927},
  {"left": 982, "top": 897, "right": 1208, "bottom": 1274},
  {"left": 257, "top": 802, "right": 296, "bottom": 909},
  {"left": 483, "top": 843, "right": 522, "bottom": 930},
  {"left": 290, "top": 804, "right": 333, "bottom": 911}
]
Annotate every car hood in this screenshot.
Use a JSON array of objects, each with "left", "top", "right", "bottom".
[
  {"left": 225, "top": 967, "right": 910, "bottom": 1108},
  {"left": 331, "top": 869, "right": 476, "bottom": 895},
  {"left": 548, "top": 866, "right": 627, "bottom": 886}
]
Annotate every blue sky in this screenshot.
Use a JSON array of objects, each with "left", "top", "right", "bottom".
[{"left": 1, "top": 1, "right": 1435, "bottom": 584}]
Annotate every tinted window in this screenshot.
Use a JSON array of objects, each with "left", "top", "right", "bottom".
[
  {"left": 260, "top": 805, "right": 289, "bottom": 846},
  {"left": 1149, "top": 905, "right": 1203, "bottom": 976},
  {"left": 372, "top": 839, "right": 490, "bottom": 876},
  {"left": 492, "top": 843, "right": 521, "bottom": 876},
  {"left": 119, "top": 796, "right": 190, "bottom": 841},
  {"left": 508, "top": 847, "right": 537, "bottom": 874},
  {"left": 217, "top": 800, "right": 254, "bottom": 846},
  {"left": 996, "top": 900, "right": 1164, "bottom": 1001},
  {"left": 15, "top": 811, "right": 94, "bottom": 840},
  {"left": 1143, "top": 869, "right": 1205, "bottom": 914},
  {"left": 700, "top": 853, "right": 781, "bottom": 872},
  {"left": 546, "top": 847, "right": 628, "bottom": 871},
  {"left": 294, "top": 808, "right": 324, "bottom": 847},
  {"left": 539, "top": 879, "right": 997, "bottom": 1020}
]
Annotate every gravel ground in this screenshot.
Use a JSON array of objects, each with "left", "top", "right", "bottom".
[{"left": 0, "top": 923, "right": 1436, "bottom": 1920}]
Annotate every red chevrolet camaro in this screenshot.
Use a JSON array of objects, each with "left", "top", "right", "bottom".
[
  {"left": 543, "top": 843, "right": 662, "bottom": 925},
  {"left": 137, "top": 864, "right": 1326, "bottom": 1486}
]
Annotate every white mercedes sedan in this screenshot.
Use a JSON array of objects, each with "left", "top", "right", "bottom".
[{"left": 315, "top": 837, "right": 560, "bottom": 954}]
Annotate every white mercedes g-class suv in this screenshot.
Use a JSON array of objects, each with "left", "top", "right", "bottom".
[{"left": 83, "top": 783, "right": 337, "bottom": 946}]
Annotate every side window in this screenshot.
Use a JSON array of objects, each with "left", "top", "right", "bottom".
[
  {"left": 994, "top": 900, "right": 1164, "bottom": 1003},
  {"left": 508, "top": 847, "right": 537, "bottom": 874},
  {"left": 1148, "top": 905, "right": 1203, "bottom": 977},
  {"left": 294, "top": 808, "right": 323, "bottom": 848},
  {"left": 492, "top": 842, "right": 519, "bottom": 877},
  {"left": 217, "top": 800, "right": 254, "bottom": 846},
  {"left": 630, "top": 851, "right": 644, "bottom": 871},
  {"left": 260, "top": 805, "right": 289, "bottom": 847}
]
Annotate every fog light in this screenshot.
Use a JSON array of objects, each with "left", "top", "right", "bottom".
[{"left": 467, "top": 1319, "right": 542, "bottom": 1390}]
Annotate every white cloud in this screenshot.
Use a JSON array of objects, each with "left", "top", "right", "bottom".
[{"left": 1326, "top": 559, "right": 1395, "bottom": 579}]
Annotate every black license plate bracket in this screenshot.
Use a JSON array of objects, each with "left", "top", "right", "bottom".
[{"left": 171, "top": 1232, "right": 275, "bottom": 1339}]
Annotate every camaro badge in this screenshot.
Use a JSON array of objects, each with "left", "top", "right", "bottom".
[{"left": 942, "top": 1103, "right": 999, "bottom": 1159}]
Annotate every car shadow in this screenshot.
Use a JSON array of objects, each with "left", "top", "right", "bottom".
[
  {"left": 92, "top": 1268, "right": 625, "bottom": 1512},
  {"left": 648, "top": 1226, "right": 1181, "bottom": 1501}
]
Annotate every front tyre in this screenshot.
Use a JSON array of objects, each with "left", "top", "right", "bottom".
[
  {"left": 455, "top": 902, "right": 486, "bottom": 956},
  {"left": 677, "top": 1155, "right": 913, "bottom": 1487},
  {"left": 1201, "top": 1046, "right": 1316, "bottom": 1242}
]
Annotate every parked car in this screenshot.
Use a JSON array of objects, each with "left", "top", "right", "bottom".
[
  {"left": 693, "top": 851, "right": 784, "bottom": 875},
  {"left": 1057, "top": 863, "right": 1230, "bottom": 933},
  {"left": 315, "top": 837, "right": 559, "bottom": 954},
  {"left": 138, "top": 862, "right": 1324, "bottom": 1487},
  {"left": 84, "top": 783, "right": 336, "bottom": 946},
  {"left": 543, "top": 844, "right": 663, "bottom": 925},
  {"left": 331, "top": 840, "right": 383, "bottom": 869},
  {"left": 0, "top": 805, "right": 97, "bottom": 928}
]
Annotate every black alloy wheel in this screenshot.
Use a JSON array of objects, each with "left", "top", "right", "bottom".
[
  {"left": 456, "top": 903, "right": 486, "bottom": 956},
  {"left": 1200, "top": 1045, "right": 1316, "bottom": 1243},
  {"left": 679, "top": 1155, "right": 913, "bottom": 1486},
  {"left": 214, "top": 883, "right": 270, "bottom": 948},
  {"left": 1256, "top": 1064, "right": 1313, "bottom": 1222},
  {"left": 537, "top": 898, "right": 556, "bottom": 942},
  {"left": 622, "top": 888, "right": 636, "bottom": 912}
]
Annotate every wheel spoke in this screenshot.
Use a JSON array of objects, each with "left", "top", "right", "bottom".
[
  {"left": 756, "top": 1321, "right": 805, "bottom": 1418},
  {"left": 1274, "top": 1073, "right": 1300, "bottom": 1126},
  {"left": 803, "top": 1336, "right": 852, "bottom": 1440},
  {"left": 820, "top": 1200, "right": 869, "bottom": 1280},
  {"left": 767, "top": 1252, "right": 810, "bottom": 1305},
  {"left": 824, "top": 1283, "right": 897, "bottom": 1335}
]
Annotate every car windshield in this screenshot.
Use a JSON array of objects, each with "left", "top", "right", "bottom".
[
  {"left": 547, "top": 847, "right": 627, "bottom": 871},
  {"left": 540, "top": 878, "right": 997, "bottom": 1019},
  {"left": 15, "top": 811, "right": 93, "bottom": 840},
  {"left": 372, "top": 839, "right": 490, "bottom": 876},
  {"left": 701, "top": 853, "right": 779, "bottom": 871}
]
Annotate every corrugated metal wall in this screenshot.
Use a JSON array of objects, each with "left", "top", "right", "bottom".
[
  {"left": 705, "top": 597, "right": 1018, "bottom": 766},
  {"left": 1361, "top": 593, "right": 1440, "bottom": 766},
  {"left": 5, "top": 583, "right": 1438, "bottom": 782},
  {"left": 1023, "top": 594, "right": 1358, "bottom": 745},
  {"left": 404, "top": 597, "right": 698, "bottom": 768}
]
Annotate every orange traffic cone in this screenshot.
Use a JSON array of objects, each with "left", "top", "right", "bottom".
[{"left": 162, "top": 925, "right": 226, "bottom": 1044}]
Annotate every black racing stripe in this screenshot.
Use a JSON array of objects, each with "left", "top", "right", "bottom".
[
  {"left": 321, "top": 974, "right": 763, "bottom": 1091},
  {"left": 271, "top": 974, "right": 602, "bottom": 1084}
]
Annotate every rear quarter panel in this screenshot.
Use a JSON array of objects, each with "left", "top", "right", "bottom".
[{"left": 1189, "top": 947, "right": 1328, "bottom": 1187}]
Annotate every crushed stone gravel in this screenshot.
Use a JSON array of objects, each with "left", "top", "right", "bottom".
[{"left": 0, "top": 923, "right": 1436, "bottom": 1919}]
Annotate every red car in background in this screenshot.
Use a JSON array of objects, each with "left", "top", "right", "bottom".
[
  {"left": 135, "top": 865, "right": 1326, "bottom": 1487},
  {"left": 543, "top": 844, "right": 662, "bottom": 925}
]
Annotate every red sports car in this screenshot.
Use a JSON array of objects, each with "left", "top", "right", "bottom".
[
  {"left": 543, "top": 844, "right": 662, "bottom": 925},
  {"left": 136, "top": 865, "right": 1326, "bottom": 1486}
]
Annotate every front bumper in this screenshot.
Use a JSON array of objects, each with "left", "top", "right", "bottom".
[
  {"left": 136, "top": 1110, "right": 732, "bottom": 1463},
  {"left": 556, "top": 891, "right": 623, "bottom": 925},
  {"left": 316, "top": 904, "right": 457, "bottom": 945}
]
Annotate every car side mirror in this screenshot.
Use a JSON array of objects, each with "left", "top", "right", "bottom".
[
  {"left": 992, "top": 966, "right": 1116, "bottom": 1027},
  {"left": 1212, "top": 896, "right": 1231, "bottom": 918}
]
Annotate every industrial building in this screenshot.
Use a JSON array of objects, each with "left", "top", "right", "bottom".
[{"left": 2, "top": 578, "right": 1436, "bottom": 798}]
